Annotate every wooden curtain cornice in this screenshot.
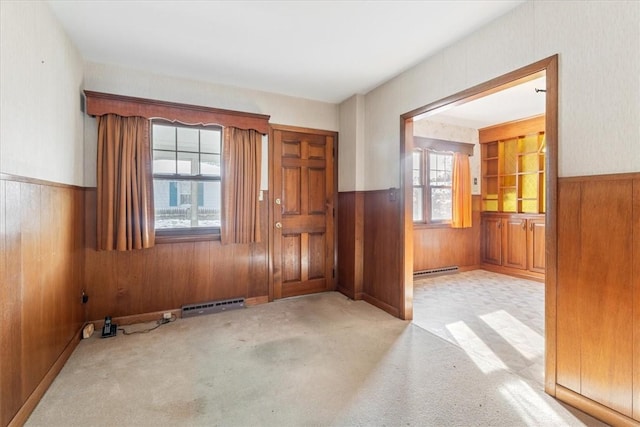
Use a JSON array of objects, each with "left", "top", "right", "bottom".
[
  {"left": 413, "top": 136, "right": 475, "bottom": 156},
  {"left": 84, "top": 90, "right": 271, "bottom": 134}
]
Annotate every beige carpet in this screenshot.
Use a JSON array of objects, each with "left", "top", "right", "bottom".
[{"left": 27, "top": 292, "right": 605, "bottom": 426}]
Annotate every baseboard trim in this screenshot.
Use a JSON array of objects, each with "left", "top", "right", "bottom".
[
  {"left": 245, "top": 296, "right": 268, "bottom": 306},
  {"left": 458, "top": 265, "right": 481, "bottom": 272},
  {"left": 336, "top": 285, "right": 363, "bottom": 301},
  {"left": 91, "top": 309, "right": 183, "bottom": 328},
  {"left": 361, "top": 293, "right": 400, "bottom": 318},
  {"left": 9, "top": 326, "right": 83, "bottom": 427},
  {"left": 480, "top": 263, "right": 544, "bottom": 283},
  {"left": 556, "top": 385, "right": 637, "bottom": 426}
]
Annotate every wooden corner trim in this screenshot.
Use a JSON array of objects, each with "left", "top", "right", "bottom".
[{"left": 361, "top": 293, "right": 400, "bottom": 318}]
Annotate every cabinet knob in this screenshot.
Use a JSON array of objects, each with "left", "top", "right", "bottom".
[
  {"left": 275, "top": 222, "right": 282, "bottom": 229},
  {"left": 522, "top": 220, "right": 527, "bottom": 230}
]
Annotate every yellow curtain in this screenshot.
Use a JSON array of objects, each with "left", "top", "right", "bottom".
[
  {"left": 452, "top": 152, "right": 472, "bottom": 228},
  {"left": 221, "top": 127, "right": 262, "bottom": 244},
  {"left": 97, "top": 114, "right": 155, "bottom": 251}
]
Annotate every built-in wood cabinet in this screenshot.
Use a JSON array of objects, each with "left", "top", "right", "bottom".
[
  {"left": 480, "top": 116, "right": 546, "bottom": 279},
  {"left": 481, "top": 212, "right": 545, "bottom": 280}
]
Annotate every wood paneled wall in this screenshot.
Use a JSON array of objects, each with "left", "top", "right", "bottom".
[
  {"left": 83, "top": 189, "right": 269, "bottom": 321},
  {"left": 337, "top": 191, "right": 364, "bottom": 300},
  {"left": 413, "top": 195, "right": 481, "bottom": 272},
  {"left": 556, "top": 173, "right": 640, "bottom": 422},
  {"left": 360, "top": 189, "right": 402, "bottom": 317},
  {"left": 0, "top": 175, "right": 85, "bottom": 427}
]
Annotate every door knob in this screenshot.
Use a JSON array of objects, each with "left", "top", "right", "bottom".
[{"left": 275, "top": 222, "right": 282, "bottom": 229}]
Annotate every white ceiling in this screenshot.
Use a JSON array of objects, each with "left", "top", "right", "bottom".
[
  {"left": 47, "top": 0, "right": 524, "bottom": 104},
  {"left": 421, "top": 76, "right": 547, "bottom": 129}
]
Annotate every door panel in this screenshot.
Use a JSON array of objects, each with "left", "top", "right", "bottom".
[
  {"left": 482, "top": 216, "right": 502, "bottom": 265},
  {"left": 272, "top": 127, "right": 335, "bottom": 299},
  {"left": 282, "top": 167, "right": 301, "bottom": 214},
  {"left": 282, "top": 234, "right": 301, "bottom": 283},
  {"left": 503, "top": 217, "right": 527, "bottom": 270},
  {"left": 528, "top": 218, "right": 546, "bottom": 273}
]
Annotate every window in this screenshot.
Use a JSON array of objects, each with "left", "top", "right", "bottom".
[
  {"left": 413, "top": 149, "right": 453, "bottom": 223},
  {"left": 152, "top": 121, "right": 222, "bottom": 234}
]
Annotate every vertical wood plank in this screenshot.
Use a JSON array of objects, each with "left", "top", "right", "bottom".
[
  {"left": 115, "top": 248, "right": 145, "bottom": 316},
  {"left": 232, "top": 243, "right": 251, "bottom": 299},
  {"left": 1, "top": 180, "right": 24, "bottom": 426},
  {"left": 363, "top": 189, "right": 401, "bottom": 315},
  {"left": 20, "top": 182, "right": 44, "bottom": 401},
  {"left": 633, "top": 179, "right": 640, "bottom": 421},
  {"left": 580, "top": 180, "right": 633, "bottom": 416},
  {"left": 337, "top": 192, "right": 356, "bottom": 298},
  {"left": 247, "top": 196, "right": 269, "bottom": 299},
  {"left": 171, "top": 242, "right": 194, "bottom": 305},
  {"left": 209, "top": 241, "right": 235, "bottom": 300},
  {"left": 556, "top": 180, "right": 582, "bottom": 393},
  {"left": 184, "top": 241, "right": 211, "bottom": 304}
]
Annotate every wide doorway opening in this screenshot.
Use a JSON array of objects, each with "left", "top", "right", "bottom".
[{"left": 399, "top": 56, "right": 558, "bottom": 393}]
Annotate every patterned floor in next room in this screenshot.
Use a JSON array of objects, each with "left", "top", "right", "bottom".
[{"left": 413, "top": 269, "right": 545, "bottom": 387}]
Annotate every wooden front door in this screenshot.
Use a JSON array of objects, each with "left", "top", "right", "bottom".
[{"left": 272, "top": 127, "right": 335, "bottom": 299}]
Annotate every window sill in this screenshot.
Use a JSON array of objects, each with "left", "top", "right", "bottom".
[{"left": 155, "top": 230, "right": 221, "bottom": 244}]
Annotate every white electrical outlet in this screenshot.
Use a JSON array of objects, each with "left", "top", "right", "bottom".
[{"left": 163, "top": 312, "right": 172, "bottom": 320}]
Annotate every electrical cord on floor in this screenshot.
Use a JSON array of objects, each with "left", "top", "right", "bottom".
[{"left": 117, "top": 314, "right": 177, "bottom": 336}]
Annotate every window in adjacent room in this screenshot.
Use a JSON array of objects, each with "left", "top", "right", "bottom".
[
  {"left": 152, "top": 121, "right": 222, "bottom": 235},
  {"left": 413, "top": 149, "right": 453, "bottom": 223}
]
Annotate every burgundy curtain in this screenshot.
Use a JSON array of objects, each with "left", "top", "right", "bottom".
[
  {"left": 221, "top": 127, "right": 262, "bottom": 244},
  {"left": 97, "top": 114, "right": 155, "bottom": 251}
]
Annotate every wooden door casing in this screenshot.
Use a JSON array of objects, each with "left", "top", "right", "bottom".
[{"left": 272, "top": 127, "right": 336, "bottom": 299}]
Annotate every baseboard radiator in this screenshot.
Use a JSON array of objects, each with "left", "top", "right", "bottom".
[
  {"left": 181, "top": 298, "right": 245, "bottom": 318},
  {"left": 413, "top": 266, "right": 459, "bottom": 278}
]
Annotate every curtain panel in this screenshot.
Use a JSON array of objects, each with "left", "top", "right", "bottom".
[
  {"left": 221, "top": 127, "right": 262, "bottom": 244},
  {"left": 452, "top": 152, "right": 472, "bottom": 228},
  {"left": 97, "top": 114, "right": 155, "bottom": 251}
]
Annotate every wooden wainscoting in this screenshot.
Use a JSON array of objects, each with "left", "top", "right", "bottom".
[
  {"left": 361, "top": 189, "right": 403, "bottom": 317},
  {"left": 556, "top": 173, "right": 640, "bottom": 423},
  {"left": 337, "top": 191, "right": 364, "bottom": 300},
  {"left": 83, "top": 189, "right": 269, "bottom": 320},
  {"left": 413, "top": 195, "right": 481, "bottom": 272},
  {"left": 0, "top": 174, "right": 86, "bottom": 427}
]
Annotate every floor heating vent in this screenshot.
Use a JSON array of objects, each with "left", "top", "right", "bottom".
[
  {"left": 182, "top": 298, "right": 245, "bottom": 318},
  {"left": 413, "top": 266, "right": 459, "bottom": 278}
]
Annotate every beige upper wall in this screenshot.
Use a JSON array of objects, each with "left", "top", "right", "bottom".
[
  {"left": 0, "top": 1, "right": 84, "bottom": 186},
  {"left": 338, "top": 94, "right": 365, "bottom": 192},
  {"left": 82, "top": 62, "right": 339, "bottom": 187},
  {"left": 360, "top": 1, "right": 640, "bottom": 191}
]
